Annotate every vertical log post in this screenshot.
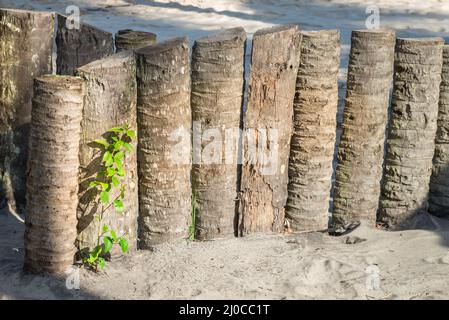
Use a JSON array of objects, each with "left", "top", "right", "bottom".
[
  {"left": 75, "top": 51, "right": 138, "bottom": 252},
  {"left": 379, "top": 38, "right": 444, "bottom": 227},
  {"left": 238, "top": 25, "right": 301, "bottom": 235},
  {"left": 0, "top": 9, "right": 55, "bottom": 213},
  {"left": 24, "top": 75, "right": 84, "bottom": 275},
  {"left": 136, "top": 38, "right": 192, "bottom": 247},
  {"left": 429, "top": 45, "right": 449, "bottom": 217},
  {"left": 332, "top": 29, "right": 395, "bottom": 228},
  {"left": 285, "top": 30, "right": 341, "bottom": 232},
  {"left": 56, "top": 14, "right": 114, "bottom": 75},
  {"left": 115, "top": 29, "right": 157, "bottom": 52},
  {"left": 191, "top": 27, "right": 246, "bottom": 239}
]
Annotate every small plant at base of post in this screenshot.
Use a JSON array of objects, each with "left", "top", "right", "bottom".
[{"left": 80, "top": 124, "right": 136, "bottom": 271}]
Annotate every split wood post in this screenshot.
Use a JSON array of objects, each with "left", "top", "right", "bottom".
[
  {"left": 0, "top": 9, "right": 55, "bottom": 214},
  {"left": 238, "top": 25, "right": 301, "bottom": 235},
  {"left": 24, "top": 75, "right": 84, "bottom": 275},
  {"left": 56, "top": 14, "right": 114, "bottom": 75},
  {"left": 429, "top": 45, "right": 449, "bottom": 217},
  {"left": 379, "top": 38, "right": 444, "bottom": 227},
  {"left": 75, "top": 51, "right": 138, "bottom": 252},
  {"left": 115, "top": 29, "right": 157, "bottom": 52},
  {"left": 136, "top": 38, "right": 192, "bottom": 248},
  {"left": 332, "top": 29, "right": 396, "bottom": 228},
  {"left": 191, "top": 27, "right": 246, "bottom": 239},
  {"left": 285, "top": 30, "right": 341, "bottom": 232}
]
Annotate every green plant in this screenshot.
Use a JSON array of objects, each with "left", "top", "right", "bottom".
[
  {"left": 188, "top": 190, "right": 198, "bottom": 241},
  {"left": 80, "top": 124, "right": 136, "bottom": 271}
]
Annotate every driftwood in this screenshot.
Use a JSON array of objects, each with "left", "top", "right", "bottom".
[
  {"left": 238, "top": 25, "right": 301, "bottom": 235},
  {"left": 24, "top": 75, "right": 84, "bottom": 275},
  {"left": 191, "top": 27, "right": 246, "bottom": 239},
  {"left": 379, "top": 37, "right": 444, "bottom": 227},
  {"left": 56, "top": 14, "right": 114, "bottom": 75},
  {"left": 0, "top": 9, "right": 55, "bottom": 215},
  {"left": 75, "top": 51, "right": 138, "bottom": 252},
  {"left": 285, "top": 30, "right": 340, "bottom": 232},
  {"left": 136, "top": 38, "right": 192, "bottom": 247},
  {"left": 332, "top": 29, "right": 395, "bottom": 227}
]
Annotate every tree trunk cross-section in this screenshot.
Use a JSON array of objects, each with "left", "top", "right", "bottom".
[
  {"left": 136, "top": 38, "right": 192, "bottom": 248},
  {"left": 56, "top": 14, "right": 114, "bottom": 75},
  {"left": 332, "top": 29, "right": 395, "bottom": 228},
  {"left": 191, "top": 27, "right": 246, "bottom": 240},
  {"left": 0, "top": 9, "right": 54, "bottom": 212},
  {"left": 24, "top": 75, "right": 84, "bottom": 275},
  {"left": 285, "top": 30, "right": 341, "bottom": 232},
  {"left": 115, "top": 29, "right": 157, "bottom": 52},
  {"left": 379, "top": 38, "right": 444, "bottom": 228},
  {"left": 429, "top": 45, "right": 449, "bottom": 217},
  {"left": 75, "top": 51, "right": 138, "bottom": 252},
  {"left": 238, "top": 25, "right": 301, "bottom": 235}
]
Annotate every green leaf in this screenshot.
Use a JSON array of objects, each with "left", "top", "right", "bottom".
[
  {"left": 102, "top": 151, "right": 112, "bottom": 164},
  {"left": 114, "top": 151, "right": 124, "bottom": 161},
  {"left": 89, "top": 181, "right": 99, "bottom": 188},
  {"left": 102, "top": 225, "right": 109, "bottom": 233},
  {"left": 100, "top": 182, "right": 109, "bottom": 191},
  {"left": 119, "top": 238, "right": 129, "bottom": 253},
  {"left": 126, "top": 130, "right": 136, "bottom": 139},
  {"left": 117, "top": 167, "right": 125, "bottom": 177},
  {"left": 114, "top": 140, "right": 124, "bottom": 151},
  {"left": 90, "top": 245, "right": 102, "bottom": 261},
  {"left": 114, "top": 199, "right": 124, "bottom": 212},
  {"left": 108, "top": 127, "right": 124, "bottom": 134},
  {"left": 97, "top": 171, "right": 106, "bottom": 178},
  {"left": 103, "top": 236, "right": 113, "bottom": 254},
  {"left": 98, "top": 257, "right": 106, "bottom": 269},
  {"left": 111, "top": 176, "right": 120, "bottom": 188},
  {"left": 100, "top": 191, "right": 110, "bottom": 204},
  {"left": 94, "top": 139, "right": 109, "bottom": 148},
  {"left": 107, "top": 167, "right": 116, "bottom": 177},
  {"left": 110, "top": 229, "right": 118, "bottom": 242},
  {"left": 123, "top": 142, "right": 133, "bottom": 152}
]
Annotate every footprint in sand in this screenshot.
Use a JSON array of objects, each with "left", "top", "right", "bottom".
[{"left": 424, "top": 252, "right": 449, "bottom": 264}]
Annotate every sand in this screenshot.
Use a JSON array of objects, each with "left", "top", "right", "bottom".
[
  {"left": 1, "top": 0, "right": 449, "bottom": 300},
  {"left": 1, "top": 207, "right": 449, "bottom": 300}
]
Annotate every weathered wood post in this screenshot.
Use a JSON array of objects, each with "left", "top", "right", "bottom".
[
  {"left": 191, "top": 27, "right": 246, "bottom": 239},
  {"left": 136, "top": 38, "right": 192, "bottom": 247},
  {"left": 75, "top": 51, "right": 138, "bottom": 252},
  {"left": 115, "top": 29, "right": 157, "bottom": 52},
  {"left": 285, "top": 30, "right": 341, "bottom": 232},
  {"left": 0, "top": 9, "right": 55, "bottom": 214},
  {"left": 332, "top": 29, "right": 396, "bottom": 228},
  {"left": 429, "top": 45, "right": 449, "bottom": 217},
  {"left": 238, "top": 25, "right": 301, "bottom": 235},
  {"left": 56, "top": 14, "right": 114, "bottom": 75},
  {"left": 379, "top": 38, "right": 444, "bottom": 227},
  {"left": 24, "top": 75, "right": 84, "bottom": 275}
]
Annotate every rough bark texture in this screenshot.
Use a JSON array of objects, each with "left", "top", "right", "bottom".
[
  {"left": 238, "top": 25, "right": 301, "bottom": 235},
  {"left": 379, "top": 38, "right": 444, "bottom": 227},
  {"left": 24, "top": 75, "right": 84, "bottom": 275},
  {"left": 75, "top": 52, "right": 138, "bottom": 252},
  {"left": 191, "top": 27, "right": 246, "bottom": 239},
  {"left": 285, "top": 30, "right": 340, "bottom": 232},
  {"left": 332, "top": 29, "right": 395, "bottom": 227},
  {"left": 56, "top": 14, "right": 114, "bottom": 75},
  {"left": 0, "top": 9, "right": 54, "bottom": 213},
  {"left": 429, "top": 46, "right": 449, "bottom": 217},
  {"left": 136, "top": 38, "right": 192, "bottom": 248},
  {"left": 115, "top": 29, "right": 157, "bottom": 52}
]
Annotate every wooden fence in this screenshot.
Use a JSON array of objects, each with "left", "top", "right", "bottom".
[{"left": 0, "top": 8, "right": 447, "bottom": 275}]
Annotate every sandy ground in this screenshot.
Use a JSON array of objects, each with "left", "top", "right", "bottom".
[
  {"left": 2, "top": 207, "right": 449, "bottom": 300},
  {"left": 1, "top": 0, "right": 449, "bottom": 300}
]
